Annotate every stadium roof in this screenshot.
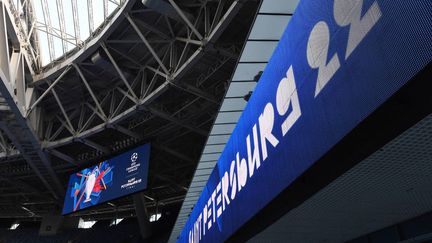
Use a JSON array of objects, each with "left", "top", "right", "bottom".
[
  {"left": 11, "top": 0, "right": 123, "bottom": 67},
  {"left": 0, "top": 0, "right": 259, "bottom": 221},
  {"left": 168, "top": 0, "right": 298, "bottom": 240}
]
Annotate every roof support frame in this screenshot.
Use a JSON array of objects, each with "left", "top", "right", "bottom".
[
  {"left": 125, "top": 14, "right": 170, "bottom": 75},
  {"left": 73, "top": 63, "right": 108, "bottom": 120},
  {"left": 49, "top": 148, "right": 77, "bottom": 166},
  {"left": 100, "top": 43, "right": 139, "bottom": 100},
  {"left": 78, "top": 138, "right": 110, "bottom": 154},
  {"left": 27, "top": 66, "right": 71, "bottom": 116},
  {"left": 50, "top": 84, "right": 75, "bottom": 134},
  {"left": 30, "top": 0, "right": 246, "bottom": 172},
  {"left": 168, "top": 0, "right": 203, "bottom": 41}
]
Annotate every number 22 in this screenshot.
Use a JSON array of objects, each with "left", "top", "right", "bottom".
[{"left": 307, "top": 0, "right": 382, "bottom": 97}]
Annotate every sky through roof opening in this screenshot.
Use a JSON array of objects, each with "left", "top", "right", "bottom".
[{"left": 19, "top": 0, "right": 123, "bottom": 67}]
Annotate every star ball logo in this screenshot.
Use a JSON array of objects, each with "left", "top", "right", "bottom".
[
  {"left": 126, "top": 152, "right": 140, "bottom": 174},
  {"left": 131, "top": 152, "right": 138, "bottom": 163}
]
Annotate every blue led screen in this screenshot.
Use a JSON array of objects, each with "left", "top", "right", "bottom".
[
  {"left": 62, "top": 143, "right": 150, "bottom": 215},
  {"left": 179, "top": 0, "right": 432, "bottom": 242}
]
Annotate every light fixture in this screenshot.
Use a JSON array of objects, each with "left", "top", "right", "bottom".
[
  {"left": 77, "top": 218, "right": 96, "bottom": 229},
  {"left": 109, "top": 218, "right": 124, "bottom": 226},
  {"left": 149, "top": 213, "right": 161, "bottom": 222},
  {"left": 10, "top": 223, "right": 19, "bottom": 230}
]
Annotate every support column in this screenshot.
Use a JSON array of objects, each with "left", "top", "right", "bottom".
[
  {"left": 0, "top": 3, "right": 10, "bottom": 82},
  {"left": 133, "top": 192, "right": 152, "bottom": 240}
]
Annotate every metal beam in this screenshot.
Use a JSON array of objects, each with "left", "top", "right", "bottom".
[
  {"left": 78, "top": 138, "right": 110, "bottom": 154},
  {"left": 40, "top": 0, "right": 242, "bottom": 153},
  {"left": 125, "top": 14, "right": 170, "bottom": 75},
  {"left": 110, "top": 124, "right": 143, "bottom": 140},
  {"left": 175, "top": 37, "right": 202, "bottom": 46},
  {"left": 174, "top": 82, "right": 219, "bottom": 104},
  {"left": 106, "top": 44, "right": 142, "bottom": 68},
  {"left": 168, "top": 1, "right": 248, "bottom": 240},
  {"left": 0, "top": 122, "right": 60, "bottom": 199},
  {"left": 51, "top": 86, "right": 75, "bottom": 134},
  {"left": 79, "top": 93, "right": 111, "bottom": 133},
  {"left": 107, "top": 39, "right": 172, "bottom": 45},
  {"left": 0, "top": 48, "right": 64, "bottom": 200},
  {"left": 32, "top": 0, "right": 135, "bottom": 84},
  {"left": 129, "top": 17, "right": 171, "bottom": 40},
  {"left": 101, "top": 43, "right": 138, "bottom": 101},
  {"left": 108, "top": 123, "right": 194, "bottom": 163},
  {"left": 49, "top": 149, "right": 78, "bottom": 166},
  {"left": 147, "top": 106, "right": 208, "bottom": 136},
  {"left": 207, "top": 0, "right": 244, "bottom": 42},
  {"left": 0, "top": 130, "right": 9, "bottom": 152},
  {"left": 167, "top": 0, "right": 203, "bottom": 40},
  {"left": 153, "top": 143, "right": 194, "bottom": 163},
  {"left": 27, "top": 66, "right": 70, "bottom": 116},
  {"left": 73, "top": 63, "right": 108, "bottom": 120},
  {"left": 0, "top": 3, "right": 10, "bottom": 82}
]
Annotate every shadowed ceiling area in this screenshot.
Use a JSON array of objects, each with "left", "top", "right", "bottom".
[{"left": 0, "top": 0, "right": 260, "bottom": 220}]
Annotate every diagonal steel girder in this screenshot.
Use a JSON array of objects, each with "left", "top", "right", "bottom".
[
  {"left": 167, "top": 0, "right": 203, "bottom": 40},
  {"left": 168, "top": 0, "right": 247, "bottom": 241},
  {"left": 109, "top": 124, "right": 195, "bottom": 163},
  {"left": 41, "top": 0, "right": 244, "bottom": 153},
  {"left": 77, "top": 138, "right": 111, "bottom": 154},
  {"left": 125, "top": 14, "right": 170, "bottom": 75},
  {"left": 0, "top": 7, "right": 64, "bottom": 199},
  {"left": 147, "top": 106, "right": 208, "bottom": 136},
  {"left": 0, "top": 88, "right": 64, "bottom": 200}
]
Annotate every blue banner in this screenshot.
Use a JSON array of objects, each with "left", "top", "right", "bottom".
[
  {"left": 179, "top": 0, "right": 432, "bottom": 242},
  {"left": 62, "top": 143, "right": 150, "bottom": 215}
]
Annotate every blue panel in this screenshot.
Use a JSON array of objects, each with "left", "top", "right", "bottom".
[
  {"left": 179, "top": 0, "right": 432, "bottom": 242},
  {"left": 62, "top": 144, "right": 150, "bottom": 215}
]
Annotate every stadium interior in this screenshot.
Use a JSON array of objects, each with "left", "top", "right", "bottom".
[{"left": 1, "top": 0, "right": 432, "bottom": 243}]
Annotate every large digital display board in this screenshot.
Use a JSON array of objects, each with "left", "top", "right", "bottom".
[
  {"left": 62, "top": 143, "right": 150, "bottom": 215},
  {"left": 179, "top": 0, "right": 432, "bottom": 242}
]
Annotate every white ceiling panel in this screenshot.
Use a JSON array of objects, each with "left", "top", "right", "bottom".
[
  {"left": 249, "top": 15, "right": 291, "bottom": 40},
  {"left": 211, "top": 123, "right": 236, "bottom": 135},
  {"left": 220, "top": 98, "right": 247, "bottom": 112},
  {"left": 232, "top": 63, "right": 267, "bottom": 81},
  {"left": 215, "top": 111, "right": 242, "bottom": 124},
  {"left": 226, "top": 81, "right": 258, "bottom": 98},
  {"left": 207, "top": 134, "right": 231, "bottom": 145},
  {"left": 240, "top": 41, "right": 278, "bottom": 62},
  {"left": 259, "top": 0, "right": 300, "bottom": 14}
]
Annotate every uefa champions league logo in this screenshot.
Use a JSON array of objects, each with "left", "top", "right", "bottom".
[
  {"left": 131, "top": 152, "right": 138, "bottom": 163},
  {"left": 126, "top": 152, "right": 140, "bottom": 175}
]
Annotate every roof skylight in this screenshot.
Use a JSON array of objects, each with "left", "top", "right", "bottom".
[{"left": 12, "top": 0, "right": 123, "bottom": 66}]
